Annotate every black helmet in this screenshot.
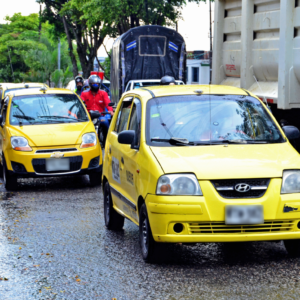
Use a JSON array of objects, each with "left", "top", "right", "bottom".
[
  {"left": 75, "top": 75, "right": 84, "bottom": 85},
  {"left": 88, "top": 75, "right": 102, "bottom": 92},
  {"left": 160, "top": 75, "right": 176, "bottom": 85}
]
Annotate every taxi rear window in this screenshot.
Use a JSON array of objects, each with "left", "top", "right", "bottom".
[
  {"left": 146, "top": 95, "right": 285, "bottom": 146},
  {"left": 10, "top": 94, "right": 89, "bottom": 126}
]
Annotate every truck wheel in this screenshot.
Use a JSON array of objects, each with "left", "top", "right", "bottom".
[
  {"left": 99, "top": 127, "right": 107, "bottom": 148},
  {"left": 89, "top": 173, "right": 101, "bottom": 187},
  {"left": 103, "top": 182, "right": 124, "bottom": 230},
  {"left": 284, "top": 239, "right": 300, "bottom": 257},
  {"left": 139, "top": 203, "right": 161, "bottom": 263},
  {"left": 3, "top": 157, "right": 17, "bottom": 191}
]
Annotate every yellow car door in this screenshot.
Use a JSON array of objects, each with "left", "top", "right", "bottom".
[
  {"left": 107, "top": 96, "right": 134, "bottom": 214},
  {"left": 118, "top": 98, "right": 142, "bottom": 223}
]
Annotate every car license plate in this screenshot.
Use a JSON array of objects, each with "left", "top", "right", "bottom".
[
  {"left": 46, "top": 158, "right": 70, "bottom": 172},
  {"left": 225, "top": 205, "right": 264, "bottom": 225}
]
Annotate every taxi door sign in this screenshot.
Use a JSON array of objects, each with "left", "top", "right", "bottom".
[{"left": 112, "top": 157, "right": 121, "bottom": 183}]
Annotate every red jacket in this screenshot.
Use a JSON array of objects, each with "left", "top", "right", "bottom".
[{"left": 81, "top": 90, "right": 113, "bottom": 112}]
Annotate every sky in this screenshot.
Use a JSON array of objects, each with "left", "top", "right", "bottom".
[{"left": 0, "top": 0, "right": 214, "bottom": 55}]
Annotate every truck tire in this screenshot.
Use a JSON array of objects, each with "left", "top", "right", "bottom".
[
  {"left": 284, "top": 239, "right": 300, "bottom": 257},
  {"left": 103, "top": 182, "right": 124, "bottom": 230},
  {"left": 139, "top": 203, "right": 162, "bottom": 263},
  {"left": 3, "top": 157, "right": 17, "bottom": 191}
]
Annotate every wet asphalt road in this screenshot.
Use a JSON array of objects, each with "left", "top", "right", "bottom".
[{"left": 0, "top": 176, "right": 300, "bottom": 299}]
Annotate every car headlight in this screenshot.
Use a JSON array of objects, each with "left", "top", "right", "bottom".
[
  {"left": 80, "top": 132, "right": 97, "bottom": 148},
  {"left": 281, "top": 170, "right": 300, "bottom": 194},
  {"left": 156, "top": 174, "right": 203, "bottom": 196},
  {"left": 11, "top": 136, "right": 32, "bottom": 151}
]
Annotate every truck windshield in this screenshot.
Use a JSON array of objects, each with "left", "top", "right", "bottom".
[
  {"left": 10, "top": 94, "right": 89, "bottom": 125},
  {"left": 146, "top": 95, "right": 285, "bottom": 146}
]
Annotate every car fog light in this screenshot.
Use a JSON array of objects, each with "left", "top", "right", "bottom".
[{"left": 174, "top": 223, "right": 184, "bottom": 233}]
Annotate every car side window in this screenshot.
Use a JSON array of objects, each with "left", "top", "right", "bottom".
[
  {"left": 128, "top": 98, "right": 141, "bottom": 148},
  {"left": 115, "top": 97, "right": 133, "bottom": 133},
  {"left": 1, "top": 96, "right": 9, "bottom": 124}
]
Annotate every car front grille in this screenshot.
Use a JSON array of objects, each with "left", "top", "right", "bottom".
[
  {"left": 35, "top": 148, "right": 78, "bottom": 154},
  {"left": 188, "top": 221, "right": 294, "bottom": 234},
  {"left": 32, "top": 156, "right": 83, "bottom": 174},
  {"left": 211, "top": 178, "right": 270, "bottom": 198}
]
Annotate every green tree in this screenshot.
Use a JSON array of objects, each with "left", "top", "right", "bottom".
[{"left": 38, "top": 0, "right": 106, "bottom": 78}]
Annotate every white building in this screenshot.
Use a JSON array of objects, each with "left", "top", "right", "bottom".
[{"left": 186, "top": 59, "right": 210, "bottom": 85}]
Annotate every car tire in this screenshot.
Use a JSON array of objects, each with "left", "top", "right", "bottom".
[
  {"left": 3, "top": 157, "right": 17, "bottom": 191},
  {"left": 89, "top": 173, "right": 101, "bottom": 187},
  {"left": 284, "top": 239, "right": 300, "bottom": 257},
  {"left": 139, "top": 203, "right": 161, "bottom": 263},
  {"left": 99, "top": 126, "right": 107, "bottom": 148},
  {"left": 103, "top": 182, "right": 124, "bottom": 230}
]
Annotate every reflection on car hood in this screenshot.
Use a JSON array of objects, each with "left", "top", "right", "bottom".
[
  {"left": 150, "top": 143, "right": 300, "bottom": 179},
  {"left": 8, "top": 122, "right": 94, "bottom": 147}
]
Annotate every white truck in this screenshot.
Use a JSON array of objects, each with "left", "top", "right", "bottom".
[{"left": 212, "top": 0, "right": 300, "bottom": 135}]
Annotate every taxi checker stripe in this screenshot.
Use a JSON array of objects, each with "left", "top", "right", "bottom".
[{"left": 110, "top": 186, "right": 137, "bottom": 211}]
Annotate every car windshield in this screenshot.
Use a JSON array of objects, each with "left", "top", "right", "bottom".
[
  {"left": 10, "top": 94, "right": 89, "bottom": 125},
  {"left": 4, "top": 87, "right": 42, "bottom": 97},
  {"left": 146, "top": 95, "right": 285, "bottom": 146}
]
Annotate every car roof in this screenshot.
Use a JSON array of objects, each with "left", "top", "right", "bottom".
[
  {"left": 129, "top": 79, "right": 183, "bottom": 83},
  {"left": 122, "top": 84, "right": 252, "bottom": 102},
  {"left": 8, "top": 88, "right": 75, "bottom": 97},
  {"left": 0, "top": 83, "right": 48, "bottom": 90}
]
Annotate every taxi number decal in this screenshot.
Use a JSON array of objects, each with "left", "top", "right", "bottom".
[
  {"left": 112, "top": 157, "right": 121, "bottom": 183},
  {"left": 126, "top": 170, "right": 134, "bottom": 185}
]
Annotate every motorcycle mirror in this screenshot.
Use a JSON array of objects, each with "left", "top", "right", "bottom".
[
  {"left": 90, "top": 110, "right": 101, "bottom": 119},
  {"left": 108, "top": 102, "right": 115, "bottom": 107}
]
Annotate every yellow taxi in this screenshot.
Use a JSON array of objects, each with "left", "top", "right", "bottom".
[
  {"left": 0, "top": 82, "right": 49, "bottom": 101},
  {"left": 0, "top": 87, "right": 102, "bottom": 190},
  {"left": 102, "top": 84, "right": 300, "bottom": 262}
]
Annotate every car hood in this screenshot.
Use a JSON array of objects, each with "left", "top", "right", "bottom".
[
  {"left": 8, "top": 122, "right": 94, "bottom": 147},
  {"left": 150, "top": 143, "right": 300, "bottom": 179}
]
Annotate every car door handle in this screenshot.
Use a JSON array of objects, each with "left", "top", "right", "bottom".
[{"left": 121, "top": 157, "right": 124, "bottom": 164}]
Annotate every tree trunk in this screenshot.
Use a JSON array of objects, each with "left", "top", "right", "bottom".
[{"left": 62, "top": 16, "right": 78, "bottom": 77}]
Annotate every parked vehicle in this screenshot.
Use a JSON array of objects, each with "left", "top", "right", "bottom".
[
  {"left": 110, "top": 25, "right": 186, "bottom": 103},
  {"left": 1, "top": 87, "right": 102, "bottom": 190},
  {"left": 102, "top": 84, "right": 300, "bottom": 262},
  {"left": 212, "top": 0, "right": 300, "bottom": 150},
  {"left": 125, "top": 79, "right": 184, "bottom": 92},
  {"left": 0, "top": 83, "right": 49, "bottom": 101}
]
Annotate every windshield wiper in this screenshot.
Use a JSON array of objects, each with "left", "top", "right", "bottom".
[
  {"left": 12, "top": 115, "right": 35, "bottom": 120},
  {"left": 38, "top": 116, "right": 86, "bottom": 122},
  {"left": 151, "top": 137, "right": 193, "bottom": 146}
]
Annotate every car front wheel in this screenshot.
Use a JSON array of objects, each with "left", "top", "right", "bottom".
[
  {"left": 103, "top": 182, "right": 124, "bottom": 230},
  {"left": 284, "top": 239, "right": 300, "bottom": 257},
  {"left": 139, "top": 203, "right": 161, "bottom": 263},
  {"left": 3, "top": 157, "right": 17, "bottom": 191}
]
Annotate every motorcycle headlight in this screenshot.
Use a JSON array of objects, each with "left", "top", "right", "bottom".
[
  {"left": 156, "top": 174, "right": 203, "bottom": 196},
  {"left": 80, "top": 132, "right": 97, "bottom": 148},
  {"left": 281, "top": 170, "right": 300, "bottom": 194},
  {"left": 11, "top": 136, "right": 32, "bottom": 151}
]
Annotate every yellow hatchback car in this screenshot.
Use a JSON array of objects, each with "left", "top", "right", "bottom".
[
  {"left": 0, "top": 87, "right": 102, "bottom": 190},
  {"left": 103, "top": 84, "right": 300, "bottom": 262}
]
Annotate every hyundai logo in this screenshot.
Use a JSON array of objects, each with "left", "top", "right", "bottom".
[{"left": 235, "top": 183, "right": 251, "bottom": 193}]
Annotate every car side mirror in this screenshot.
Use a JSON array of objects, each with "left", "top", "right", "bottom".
[
  {"left": 108, "top": 102, "right": 115, "bottom": 107},
  {"left": 89, "top": 110, "right": 101, "bottom": 119},
  {"left": 118, "top": 130, "right": 135, "bottom": 145},
  {"left": 282, "top": 125, "right": 300, "bottom": 140}
]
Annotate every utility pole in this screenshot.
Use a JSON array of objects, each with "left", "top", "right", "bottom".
[
  {"left": 145, "top": 0, "right": 149, "bottom": 25},
  {"left": 58, "top": 38, "right": 61, "bottom": 87},
  {"left": 8, "top": 48, "right": 15, "bottom": 82},
  {"left": 209, "top": 1, "right": 213, "bottom": 84}
]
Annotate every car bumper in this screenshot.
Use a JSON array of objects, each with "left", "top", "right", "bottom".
[
  {"left": 5, "top": 144, "right": 102, "bottom": 178},
  {"left": 145, "top": 180, "right": 300, "bottom": 243}
]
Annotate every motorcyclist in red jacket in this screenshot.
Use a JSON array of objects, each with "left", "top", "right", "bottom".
[{"left": 81, "top": 75, "right": 113, "bottom": 115}]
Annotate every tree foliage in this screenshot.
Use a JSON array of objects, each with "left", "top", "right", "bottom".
[{"left": 0, "top": 13, "right": 74, "bottom": 86}]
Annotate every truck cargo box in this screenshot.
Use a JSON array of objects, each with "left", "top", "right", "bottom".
[
  {"left": 110, "top": 25, "right": 186, "bottom": 103},
  {"left": 212, "top": 0, "right": 300, "bottom": 110}
]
